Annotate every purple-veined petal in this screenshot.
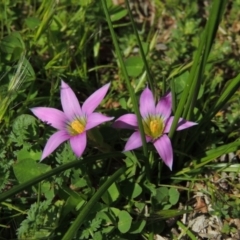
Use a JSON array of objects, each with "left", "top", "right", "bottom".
[
  {"left": 156, "top": 92, "right": 172, "bottom": 120},
  {"left": 61, "top": 80, "right": 82, "bottom": 120},
  {"left": 82, "top": 83, "right": 110, "bottom": 115},
  {"left": 176, "top": 118, "right": 198, "bottom": 131},
  {"left": 163, "top": 116, "right": 174, "bottom": 133},
  {"left": 124, "top": 131, "right": 151, "bottom": 151},
  {"left": 41, "top": 130, "right": 70, "bottom": 161},
  {"left": 69, "top": 132, "right": 86, "bottom": 157},
  {"left": 31, "top": 107, "right": 67, "bottom": 130},
  {"left": 139, "top": 87, "right": 155, "bottom": 118},
  {"left": 164, "top": 116, "right": 197, "bottom": 133},
  {"left": 153, "top": 134, "right": 173, "bottom": 170},
  {"left": 113, "top": 113, "right": 138, "bottom": 129},
  {"left": 85, "top": 112, "right": 114, "bottom": 130}
]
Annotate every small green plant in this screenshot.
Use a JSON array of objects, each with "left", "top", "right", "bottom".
[{"left": 0, "top": 0, "right": 240, "bottom": 239}]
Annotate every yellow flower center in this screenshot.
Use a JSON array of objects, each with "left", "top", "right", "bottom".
[
  {"left": 150, "top": 119, "right": 160, "bottom": 134},
  {"left": 68, "top": 118, "right": 86, "bottom": 136},
  {"left": 143, "top": 117, "right": 164, "bottom": 139}
]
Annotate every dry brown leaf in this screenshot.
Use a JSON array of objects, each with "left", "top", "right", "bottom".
[{"left": 195, "top": 196, "right": 208, "bottom": 213}]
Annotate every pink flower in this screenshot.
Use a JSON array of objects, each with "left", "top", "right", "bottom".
[
  {"left": 31, "top": 81, "right": 113, "bottom": 161},
  {"left": 114, "top": 87, "right": 197, "bottom": 170}
]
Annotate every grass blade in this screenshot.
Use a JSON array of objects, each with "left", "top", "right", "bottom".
[
  {"left": 168, "top": 0, "right": 227, "bottom": 138},
  {"left": 101, "top": 0, "right": 149, "bottom": 165},
  {"left": 0, "top": 152, "right": 124, "bottom": 202},
  {"left": 124, "top": 0, "right": 154, "bottom": 93}
]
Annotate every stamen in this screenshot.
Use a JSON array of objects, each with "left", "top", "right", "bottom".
[
  {"left": 143, "top": 116, "right": 164, "bottom": 139},
  {"left": 68, "top": 119, "right": 86, "bottom": 135},
  {"left": 150, "top": 120, "right": 159, "bottom": 133}
]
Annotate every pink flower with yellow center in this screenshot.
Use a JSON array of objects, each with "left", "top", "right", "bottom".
[
  {"left": 31, "top": 81, "right": 113, "bottom": 161},
  {"left": 114, "top": 87, "right": 197, "bottom": 170}
]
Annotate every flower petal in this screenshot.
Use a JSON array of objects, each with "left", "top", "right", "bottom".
[
  {"left": 140, "top": 87, "right": 155, "bottom": 118},
  {"left": 164, "top": 116, "right": 197, "bottom": 133},
  {"left": 41, "top": 130, "right": 70, "bottom": 161},
  {"left": 31, "top": 107, "right": 67, "bottom": 130},
  {"left": 85, "top": 112, "right": 114, "bottom": 130},
  {"left": 82, "top": 83, "right": 110, "bottom": 115},
  {"left": 61, "top": 80, "right": 82, "bottom": 119},
  {"left": 176, "top": 118, "right": 198, "bottom": 131},
  {"left": 124, "top": 131, "right": 151, "bottom": 151},
  {"left": 69, "top": 132, "right": 86, "bottom": 157},
  {"left": 156, "top": 92, "right": 172, "bottom": 119},
  {"left": 163, "top": 116, "right": 174, "bottom": 133},
  {"left": 113, "top": 113, "right": 138, "bottom": 129},
  {"left": 153, "top": 134, "right": 173, "bottom": 170}
]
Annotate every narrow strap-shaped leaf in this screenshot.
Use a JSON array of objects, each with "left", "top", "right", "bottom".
[
  {"left": 101, "top": 0, "right": 149, "bottom": 169},
  {"left": 0, "top": 152, "right": 124, "bottom": 202},
  {"left": 168, "top": 0, "right": 227, "bottom": 138},
  {"left": 185, "top": 0, "right": 228, "bottom": 120},
  {"left": 124, "top": 0, "right": 154, "bottom": 94},
  {"left": 175, "top": 140, "right": 240, "bottom": 176},
  {"left": 186, "top": 73, "right": 240, "bottom": 152}
]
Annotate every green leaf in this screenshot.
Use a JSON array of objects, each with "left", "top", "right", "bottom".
[
  {"left": 155, "top": 187, "right": 169, "bottom": 203},
  {"left": 222, "top": 222, "right": 230, "bottom": 234},
  {"left": 129, "top": 220, "right": 146, "bottom": 234},
  {"left": 174, "top": 71, "right": 189, "bottom": 94},
  {"left": 21, "top": 57, "right": 36, "bottom": 81},
  {"left": 130, "top": 182, "right": 142, "bottom": 198},
  {"left": 125, "top": 56, "right": 144, "bottom": 77},
  {"left": 110, "top": 7, "right": 128, "bottom": 22},
  {"left": 177, "top": 220, "right": 197, "bottom": 240},
  {"left": 59, "top": 187, "right": 86, "bottom": 222},
  {"left": 169, "top": 188, "right": 180, "bottom": 205},
  {"left": 144, "top": 181, "right": 156, "bottom": 196},
  {"left": 25, "top": 17, "right": 41, "bottom": 29},
  {"left": 17, "top": 147, "right": 41, "bottom": 161},
  {"left": 97, "top": 210, "right": 115, "bottom": 225},
  {"left": 87, "top": 127, "right": 113, "bottom": 152},
  {"left": 122, "top": 181, "right": 142, "bottom": 199},
  {"left": 117, "top": 210, "right": 132, "bottom": 233},
  {"left": 41, "top": 182, "right": 54, "bottom": 200},
  {"left": 9, "top": 114, "right": 37, "bottom": 147},
  {"left": 101, "top": 181, "right": 120, "bottom": 205},
  {"left": 102, "top": 226, "right": 115, "bottom": 234},
  {"left": 13, "top": 157, "right": 54, "bottom": 200},
  {"left": 79, "top": 0, "right": 92, "bottom": 6},
  {"left": 119, "top": 97, "right": 127, "bottom": 109},
  {"left": 13, "top": 158, "right": 51, "bottom": 184},
  {"left": 52, "top": 188, "right": 87, "bottom": 237},
  {"left": 0, "top": 32, "right": 25, "bottom": 54},
  {"left": 134, "top": 202, "right": 145, "bottom": 213},
  {"left": 0, "top": 32, "right": 25, "bottom": 61},
  {"left": 110, "top": 207, "right": 120, "bottom": 218},
  {"left": 93, "top": 231, "right": 103, "bottom": 240}
]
